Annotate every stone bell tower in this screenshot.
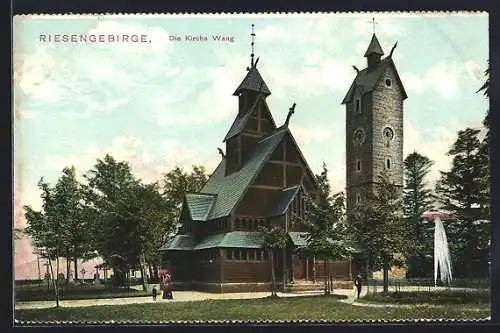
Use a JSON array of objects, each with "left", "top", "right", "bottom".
[{"left": 341, "top": 31, "right": 407, "bottom": 223}]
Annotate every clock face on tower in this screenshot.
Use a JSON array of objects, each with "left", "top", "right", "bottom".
[
  {"left": 383, "top": 127, "right": 394, "bottom": 141},
  {"left": 353, "top": 127, "right": 366, "bottom": 146}
]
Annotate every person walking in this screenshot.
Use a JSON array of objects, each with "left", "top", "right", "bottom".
[
  {"left": 354, "top": 274, "right": 363, "bottom": 299},
  {"left": 163, "top": 273, "right": 173, "bottom": 300},
  {"left": 152, "top": 286, "right": 158, "bottom": 301}
]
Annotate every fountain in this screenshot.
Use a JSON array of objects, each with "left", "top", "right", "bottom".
[{"left": 434, "top": 217, "right": 452, "bottom": 286}]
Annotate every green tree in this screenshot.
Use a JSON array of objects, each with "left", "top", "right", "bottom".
[
  {"left": 350, "top": 169, "right": 413, "bottom": 293},
  {"left": 130, "top": 181, "right": 171, "bottom": 286},
  {"left": 23, "top": 178, "right": 63, "bottom": 306},
  {"left": 403, "top": 152, "right": 435, "bottom": 270},
  {"left": 162, "top": 165, "right": 208, "bottom": 235},
  {"left": 435, "top": 128, "right": 490, "bottom": 276},
  {"left": 259, "top": 225, "right": 289, "bottom": 297},
  {"left": 436, "top": 128, "right": 488, "bottom": 222},
  {"left": 298, "top": 163, "right": 348, "bottom": 295},
  {"left": 14, "top": 227, "right": 24, "bottom": 240},
  {"left": 53, "top": 166, "right": 97, "bottom": 284},
  {"left": 83, "top": 154, "right": 142, "bottom": 287}
]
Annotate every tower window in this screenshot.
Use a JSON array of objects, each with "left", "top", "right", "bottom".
[
  {"left": 356, "top": 160, "right": 361, "bottom": 172},
  {"left": 355, "top": 98, "right": 361, "bottom": 114},
  {"left": 385, "top": 78, "right": 392, "bottom": 87},
  {"left": 356, "top": 193, "right": 361, "bottom": 204},
  {"left": 386, "top": 159, "right": 391, "bottom": 169}
]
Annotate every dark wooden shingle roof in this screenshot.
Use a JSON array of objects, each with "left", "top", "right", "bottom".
[
  {"left": 200, "top": 127, "right": 288, "bottom": 220},
  {"left": 341, "top": 56, "right": 408, "bottom": 104},
  {"left": 233, "top": 67, "right": 271, "bottom": 96},
  {"left": 364, "top": 33, "right": 384, "bottom": 56},
  {"left": 267, "top": 184, "right": 302, "bottom": 218}
]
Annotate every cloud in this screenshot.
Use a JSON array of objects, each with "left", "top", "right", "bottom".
[
  {"left": 401, "top": 61, "right": 464, "bottom": 99},
  {"left": 403, "top": 119, "right": 457, "bottom": 188},
  {"left": 465, "top": 60, "right": 484, "bottom": 81},
  {"left": 13, "top": 21, "right": 177, "bottom": 121},
  {"left": 43, "top": 135, "right": 220, "bottom": 185},
  {"left": 289, "top": 124, "right": 332, "bottom": 147}
]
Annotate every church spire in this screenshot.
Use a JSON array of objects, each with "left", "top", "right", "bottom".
[{"left": 364, "top": 33, "right": 384, "bottom": 57}]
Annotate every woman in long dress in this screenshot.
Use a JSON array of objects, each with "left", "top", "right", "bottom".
[{"left": 162, "top": 273, "right": 173, "bottom": 299}]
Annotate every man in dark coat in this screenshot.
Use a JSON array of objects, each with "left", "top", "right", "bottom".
[
  {"left": 354, "top": 274, "right": 363, "bottom": 299},
  {"left": 152, "top": 286, "right": 158, "bottom": 301}
]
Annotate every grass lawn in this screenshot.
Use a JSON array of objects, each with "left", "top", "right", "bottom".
[
  {"left": 360, "top": 290, "right": 490, "bottom": 305},
  {"left": 15, "top": 283, "right": 150, "bottom": 302},
  {"left": 15, "top": 295, "right": 490, "bottom": 322}
]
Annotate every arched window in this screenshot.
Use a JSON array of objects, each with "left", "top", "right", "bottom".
[
  {"left": 386, "top": 159, "right": 391, "bottom": 169},
  {"left": 356, "top": 193, "right": 361, "bottom": 204},
  {"left": 356, "top": 160, "right": 361, "bottom": 172},
  {"left": 385, "top": 78, "right": 392, "bottom": 87},
  {"left": 355, "top": 98, "right": 362, "bottom": 114}
]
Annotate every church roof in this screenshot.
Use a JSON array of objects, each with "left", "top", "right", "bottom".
[
  {"left": 200, "top": 127, "right": 288, "bottom": 220},
  {"left": 233, "top": 66, "right": 271, "bottom": 96},
  {"left": 267, "top": 184, "right": 302, "bottom": 218},
  {"left": 185, "top": 193, "right": 217, "bottom": 221},
  {"left": 341, "top": 56, "right": 408, "bottom": 104},
  {"left": 194, "top": 231, "right": 265, "bottom": 250},
  {"left": 364, "top": 34, "right": 384, "bottom": 57},
  {"left": 158, "top": 234, "right": 195, "bottom": 251},
  {"left": 223, "top": 110, "right": 253, "bottom": 142}
]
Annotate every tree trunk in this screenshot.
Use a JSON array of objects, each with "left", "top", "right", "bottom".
[
  {"left": 270, "top": 250, "right": 276, "bottom": 296},
  {"left": 37, "top": 255, "right": 41, "bottom": 280},
  {"left": 153, "top": 265, "right": 159, "bottom": 280},
  {"left": 383, "top": 254, "right": 389, "bottom": 294},
  {"left": 56, "top": 257, "right": 60, "bottom": 284},
  {"left": 148, "top": 265, "right": 154, "bottom": 283},
  {"left": 324, "top": 260, "right": 328, "bottom": 295},
  {"left": 139, "top": 253, "right": 148, "bottom": 291},
  {"left": 66, "top": 257, "right": 71, "bottom": 286},
  {"left": 74, "top": 258, "right": 78, "bottom": 281},
  {"left": 312, "top": 256, "right": 316, "bottom": 283},
  {"left": 47, "top": 254, "right": 60, "bottom": 308},
  {"left": 282, "top": 248, "right": 286, "bottom": 292}
]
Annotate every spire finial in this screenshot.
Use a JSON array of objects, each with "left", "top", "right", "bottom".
[
  {"left": 250, "top": 24, "right": 256, "bottom": 67},
  {"left": 369, "top": 17, "right": 378, "bottom": 34}
]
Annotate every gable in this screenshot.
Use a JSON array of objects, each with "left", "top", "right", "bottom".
[
  {"left": 200, "top": 128, "right": 288, "bottom": 220},
  {"left": 242, "top": 98, "right": 277, "bottom": 135},
  {"left": 283, "top": 131, "right": 319, "bottom": 193},
  {"left": 224, "top": 96, "right": 277, "bottom": 142},
  {"left": 185, "top": 193, "right": 217, "bottom": 221}
]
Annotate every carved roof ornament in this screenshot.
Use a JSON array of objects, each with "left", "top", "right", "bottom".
[
  {"left": 389, "top": 41, "right": 398, "bottom": 58},
  {"left": 217, "top": 147, "right": 225, "bottom": 159},
  {"left": 285, "top": 102, "right": 296, "bottom": 127}
]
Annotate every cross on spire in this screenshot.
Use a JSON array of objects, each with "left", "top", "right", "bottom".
[
  {"left": 369, "top": 17, "right": 378, "bottom": 34},
  {"left": 250, "top": 24, "right": 256, "bottom": 67}
]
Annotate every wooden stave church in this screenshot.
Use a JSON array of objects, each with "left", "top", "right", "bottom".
[{"left": 159, "top": 56, "right": 353, "bottom": 293}]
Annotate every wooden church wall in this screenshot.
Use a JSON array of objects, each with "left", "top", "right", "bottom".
[
  {"left": 253, "top": 162, "right": 283, "bottom": 187},
  {"left": 236, "top": 187, "right": 281, "bottom": 216},
  {"left": 313, "top": 260, "right": 351, "bottom": 280},
  {"left": 165, "top": 252, "right": 194, "bottom": 281},
  {"left": 223, "top": 261, "right": 272, "bottom": 282},
  {"left": 195, "top": 249, "right": 222, "bottom": 282}
]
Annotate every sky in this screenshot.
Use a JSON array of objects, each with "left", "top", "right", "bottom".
[{"left": 13, "top": 12, "right": 489, "bottom": 279}]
